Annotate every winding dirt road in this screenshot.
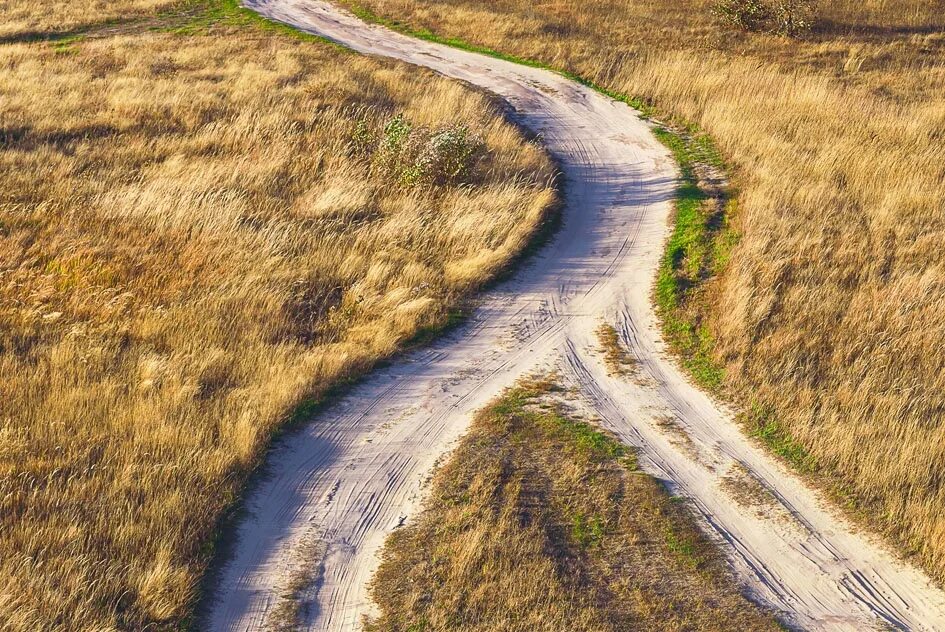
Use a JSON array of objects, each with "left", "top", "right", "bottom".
[{"left": 205, "top": 2, "right": 945, "bottom": 630}]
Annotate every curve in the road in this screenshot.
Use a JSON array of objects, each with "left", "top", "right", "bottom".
[{"left": 205, "top": 2, "right": 945, "bottom": 630}]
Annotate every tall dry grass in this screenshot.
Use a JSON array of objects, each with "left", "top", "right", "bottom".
[
  {"left": 346, "top": 0, "right": 945, "bottom": 580},
  {"left": 0, "top": 11, "right": 554, "bottom": 630},
  {"left": 0, "top": 0, "right": 181, "bottom": 38}
]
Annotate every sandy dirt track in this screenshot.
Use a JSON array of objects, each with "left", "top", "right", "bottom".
[{"left": 204, "top": 2, "right": 945, "bottom": 630}]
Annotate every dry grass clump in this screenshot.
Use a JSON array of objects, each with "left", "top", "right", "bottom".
[
  {"left": 595, "top": 323, "right": 637, "bottom": 377},
  {"left": 0, "top": 10, "right": 554, "bottom": 630},
  {"left": 366, "top": 379, "right": 778, "bottom": 631},
  {"left": 346, "top": 0, "right": 945, "bottom": 582}
]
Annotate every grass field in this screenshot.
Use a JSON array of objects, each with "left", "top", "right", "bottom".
[
  {"left": 342, "top": 0, "right": 945, "bottom": 581},
  {"left": 0, "top": 3, "right": 555, "bottom": 629},
  {"left": 1, "top": 0, "right": 179, "bottom": 38},
  {"left": 366, "top": 378, "right": 780, "bottom": 631}
]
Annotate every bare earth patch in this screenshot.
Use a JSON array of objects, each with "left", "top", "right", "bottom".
[{"left": 720, "top": 463, "right": 778, "bottom": 511}]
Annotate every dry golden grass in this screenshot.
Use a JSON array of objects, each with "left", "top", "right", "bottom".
[
  {"left": 0, "top": 0, "right": 181, "bottom": 39},
  {"left": 366, "top": 379, "right": 779, "bottom": 631},
  {"left": 346, "top": 0, "right": 945, "bottom": 582},
  {"left": 0, "top": 7, "right": 555, "bottom": 629},
  {"left": 595, "top": 322, "right": 637, "bottom": 377}
]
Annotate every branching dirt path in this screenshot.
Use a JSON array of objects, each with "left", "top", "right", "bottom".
[{"left": 205, "top": 2, "right": 945, "bottom": 630}]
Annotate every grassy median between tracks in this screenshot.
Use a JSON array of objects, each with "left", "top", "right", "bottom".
[{"left": 366, "top": 378, "right": 779, "bottom": 631}]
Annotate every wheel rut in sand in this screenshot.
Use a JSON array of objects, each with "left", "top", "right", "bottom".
[{"left": 204, "top": 2, "right": 945, "bottom": 630}]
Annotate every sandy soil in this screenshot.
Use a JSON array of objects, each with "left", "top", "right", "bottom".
[{"left": 203, "top": 2, "right": 945, "bottom": 630}]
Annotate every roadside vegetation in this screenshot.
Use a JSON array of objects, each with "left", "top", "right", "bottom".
[
  {"left": 650, "top": 128, "right": 731, "bottom": 392},
  {"left": 341, "top": 0, "right": 945, "bottom": 582},
  {"left": 0, "top": 3, "right": 556, "bottom": 629},
  {"left": 365, "top": 378, "right": 780, "bottom": 631}
]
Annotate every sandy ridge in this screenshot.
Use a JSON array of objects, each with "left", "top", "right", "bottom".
[{"left": 204, "top": 2, "right": 945, "bottom": 630}]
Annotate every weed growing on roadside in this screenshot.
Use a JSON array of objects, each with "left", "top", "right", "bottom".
[{"left": 365, "top": 381, "right": 780, "bottom": 630}]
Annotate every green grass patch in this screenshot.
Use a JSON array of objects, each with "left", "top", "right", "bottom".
[
  {"left": 651, "top": 128, "right": 731, "bottom": 393},
  {"left": 50, "top": 34, "right": 85, "bottom": 55},
  {"left": 663, "top": 526, "right": 702, "bottom": 568},
  {"left": 542, "top": 410, "right": 627, "bottom": 461},
  {"left": 483, "top": 381, "right": 638, "bottom": 469},
  {"left": 744, "top": 403, "right": 817, "bottom": 474},
  {"left": 571, "top": 512, "right": 606, "bottom": 548}
]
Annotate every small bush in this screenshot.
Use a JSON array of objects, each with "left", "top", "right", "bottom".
[
  {"left": 377, "top": 113, "right": 413, "bottom": 175},
  {"left": 354, "top": 113, "right": 484, "bottom": 188},
  {"left": 350, "top": 118, "right": 378, "bottom": 155},
  {"left": 771, "top": 0, "right": 818, "bottom": 36},
  {"left": 422, "top": 125, "right": 483, "bottom": 184},
  {"left": 711, "top": 0, "right": 770, "bottom": 32},
  {"left": 712, "top": 0, "right": 818, "bottom": 36}
]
